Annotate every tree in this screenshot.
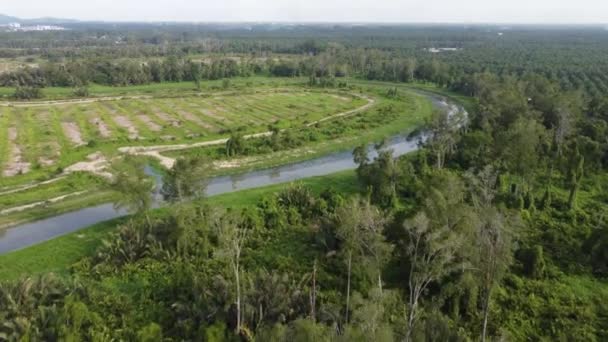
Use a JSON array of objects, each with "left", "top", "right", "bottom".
[
  {"left": 216, "top": 214, "right": 250, "bottom": 334},
  {"left": 106, "top": 157, "right": 155, "bottom": 225},
  {"left": 497, "top": 118, "right": 547, "bottom": 189},
  {"left": 401, "top": 171, "right": 473, "bottom": 341},
  {"left": 401, "top": 211, "right": 468, "bottom": 342},
  {"left": 354, "top": 145, "right": 401, "bottom": 207},
  {"left": 426, "top": 108, "right": 460, "bottom": 169},
  {"left": 465, "top": 165, "right": 517, "bottom": 341},
  {"left": 476, "top": 207, "right": 514, "bottom": 342},
  {"left": 72, "top": 85, "right": 89, "bottom": 97},
  {"left": 222, "top": 78, "right": 231, "bottom": 89},
  {"left": 161, "top": 156, "right": 210, "bottom": 202},
  {"left": 226, "top": 131, "right": 245, "bottom": 157},
  {"left": 566, "top": 143, "right": 585, "bottom": 210},
  {"left": 334, "top": 198, "right": 389, "bottom": 323},
  {"left": 189, "top": 61, "right": 203, "bottom": 90}
]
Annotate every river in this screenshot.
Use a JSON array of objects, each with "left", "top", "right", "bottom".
[{"left": 0, "top": 92, "right": 464, "bottom": 254}]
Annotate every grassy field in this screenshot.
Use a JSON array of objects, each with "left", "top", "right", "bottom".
[
  {"left": 0, "top": 170, "right": 359, "bottom": 281},
  {"left": 0, "top": 88, "right": 363, "bottom": 177},
  {"left": 0, "top": 77, "right": 306, "bottom": 100},
  {"left": 0, "top": 79, "right": 444, "bottom": 246},
  {"left": 163, "top": 87, "right": 433, "bottom": 176}
]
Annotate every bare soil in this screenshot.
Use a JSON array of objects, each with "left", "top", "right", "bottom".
[
  {"left": 113, "top": 116, "right": 139, "bottom": 139},
  {"left": 3, "top": 127, "right": 31, "bottom": 177},
  {"left": 177, "top": 110, "right": 214, "bottom": 130},
  {"left": 137, "top": 115, "right": 162, "bottom": 132},
  {"left": 61, "top": 121, "right": 85, "bottom": 146},
  {"left": 90, "top": 117, "right": 111, "bottom": 138}
]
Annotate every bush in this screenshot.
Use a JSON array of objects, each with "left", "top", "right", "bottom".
[
  {"left": 12, "top": 86, "right": 43, "bottom": 100},
  {"left": 72, "top": 86, "right": 89, "bottom": 97}
]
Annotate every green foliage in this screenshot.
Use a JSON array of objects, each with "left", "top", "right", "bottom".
[
  {"left": 137, "top": 323, "right": 163, "bottom": 341},
  {"left": 72, "top": 86, "right": 89, "bottom": 97},
  {"left": 12, "top": 86, "right": 43, "bottom": 99},
  {"left": 3, "top": 26, "right": 608, "bottom": 340},
  {"left": 161, "top": 155, "right": 211, "bottom": 202},
  {"left": 106, "top": 156, "right": 155, "bottom": 218}
]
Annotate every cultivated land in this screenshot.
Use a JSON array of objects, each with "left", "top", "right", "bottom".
[
  {"left": 0, "top": 89, "right": 364, "bottom": 176},
  {"left": 0, "top": 78, "right": 434, "bottom": 228}
]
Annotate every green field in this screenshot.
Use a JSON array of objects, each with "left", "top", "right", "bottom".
[
  {"left": 0, "top": 89, "right": 364, "bottom": 177},
  {"left": 162, "top": 86, "right": 432, "bottom": 175}
]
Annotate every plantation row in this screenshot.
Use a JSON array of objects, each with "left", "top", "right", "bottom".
[{"left": 0, "top": 90, "right": 363, "bottom": 177}]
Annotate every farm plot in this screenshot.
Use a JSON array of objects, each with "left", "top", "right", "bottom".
[{"left": 0, "top": 90, "right": 363, "bottom": 178}]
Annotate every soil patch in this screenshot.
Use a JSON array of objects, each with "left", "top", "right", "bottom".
[
  {"left": 178, "top": 110, "right": 214, "bottom": 130},
  {"left": 137, "top": 114, "right": 162, "bottom": 132},
  {"left": 61, "top": 121, "right": 85, "bottom": 146},
  {"left": 113, "top": 116, "right": 139, "bottom": 139},
  {"left": 90, "top": 117, "right": 111, "bottom": 138},
  {"left": 3, "top": 127, "right": 31, "bottom": 177}
]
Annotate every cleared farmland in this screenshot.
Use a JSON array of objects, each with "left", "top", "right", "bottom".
[{"left": 0, "top": 90, "right": 366, "bottom": 178}]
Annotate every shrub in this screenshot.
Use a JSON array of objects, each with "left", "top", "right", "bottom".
[
  {"left": 13, "top": 86, "right": 43, "bottom": 100},
  {"left": 72, "top": 86, "right": 90, "bottom": 97}
]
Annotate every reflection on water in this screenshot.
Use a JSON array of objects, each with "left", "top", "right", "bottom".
[{"left": 0, "top": 92, "right": 464, "bottom": 254}]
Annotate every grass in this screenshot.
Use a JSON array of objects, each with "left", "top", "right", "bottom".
[
  {"left": 0, "top": 190, "right": 117, "bottom": 229},
  {"left": 0, "top": 170, "right": 358, "bottom": 281},
  {"left": 0, "top": 84, "right": 370, "bottom": 222},
  {"left": 0, "top": 87, "right": 362, "bottom": 185},
  {"left": 0, "top": 77, "right": 308, "bottom": 100},
  {"left": 347, "top": 79, "right": 477, "bottom": 112},
  {"left": 0, "top": 174, "right": 100, "bottom": 208},
  {"left": 164, "top": 87, "right": 432, "bottom": 176}
]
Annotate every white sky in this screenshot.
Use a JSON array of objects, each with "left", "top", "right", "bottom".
[{"left": 4, "top": 0, "right": 608, "bottom": 24}]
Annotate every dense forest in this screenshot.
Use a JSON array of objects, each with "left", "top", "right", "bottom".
[
  {"left": 3, "top": 24, "right": 608, "bottom": 96},
  {"left": 0, "top": 24, "right": 607, "bottom": 341}
]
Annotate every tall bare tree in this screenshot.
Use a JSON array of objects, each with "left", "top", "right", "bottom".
[
  {"left": 216, "top": 214, "right": 249, "bottom": 334},
  {"left": 402, "top": 211, "right": 467, "bottom": 342},
  {"left": 477, "top": 207, "right": 513, "bottom": 342},
  {"left": 334, "top": 197, "right": 389, "bottom": 323},
  {"left": 466, "top": 165, "right": 516, "bottom": 341}
]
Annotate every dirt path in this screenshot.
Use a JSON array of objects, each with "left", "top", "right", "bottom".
[
  {"left": 64, "top": 152, "right": 112, "bottom": 178},
  {"left": 0, "top": 191, "right": 88, "bottom": 215},
  {"left": 0, "top": 95, "right": 155, "bottom": 108},
  {"left": 0, "top": 176, "right": 67, "bottom": 196},
  {"left": 0, "top": 88, "right": 299, "bottom": 108}
]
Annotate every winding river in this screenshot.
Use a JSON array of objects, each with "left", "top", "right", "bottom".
[{"left": 0, "top": 93, "right": 464, "bottom": 254}]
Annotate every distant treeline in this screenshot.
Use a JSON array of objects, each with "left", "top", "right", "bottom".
[
  {"left": 0, "top": 51, "right": 454, "bottom": 88},
  {"left": 3, "top": 24, "right": 608, "bottom": 96}
]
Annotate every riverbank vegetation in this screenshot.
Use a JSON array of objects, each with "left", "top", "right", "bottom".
[{"left": 0, "top": 24, "right": 607, "bottom": 340}]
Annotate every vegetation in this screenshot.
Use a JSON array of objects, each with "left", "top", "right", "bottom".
[{"left": 0, "top": 24, "right": 607, "bottom": 341}]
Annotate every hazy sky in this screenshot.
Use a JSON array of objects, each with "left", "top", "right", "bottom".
[{"left": 4, "top": 0, "right": 608, "bottom": 23}]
